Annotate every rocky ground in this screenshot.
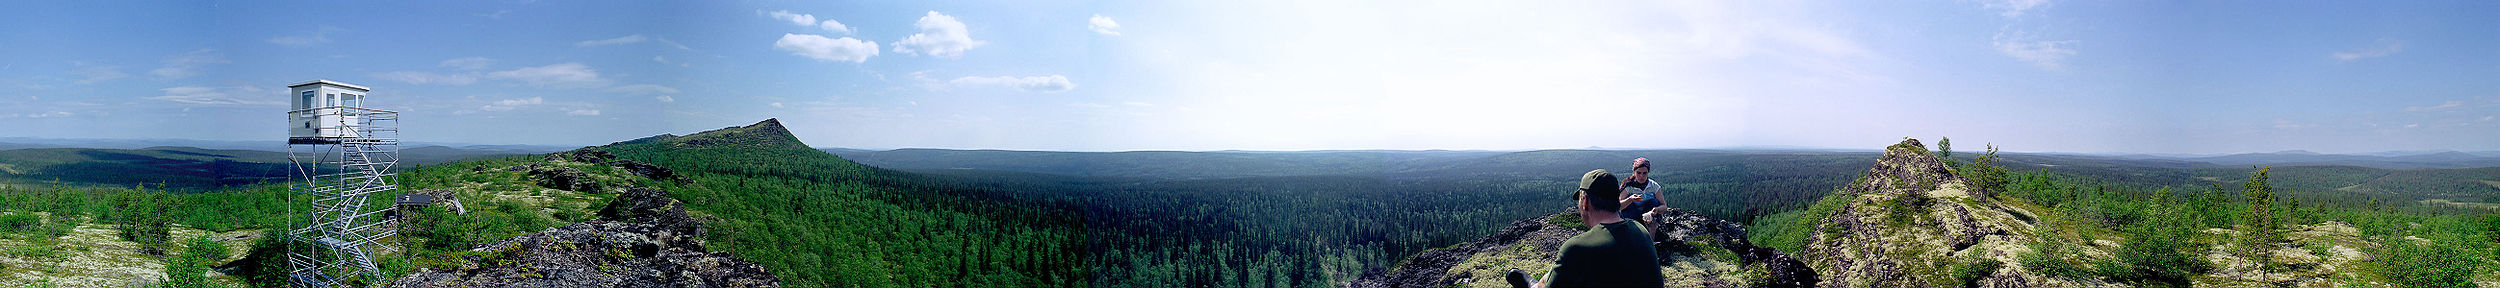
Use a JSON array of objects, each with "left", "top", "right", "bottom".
[
  {"left": 389, "top": 152, "right": 777, "bottom": 287},
  {"left": 1348, "top": 207, "right": 1816, "bottom": 288},
  {"left": 0, "top": 212, "right": 254, "bottom": 288}
]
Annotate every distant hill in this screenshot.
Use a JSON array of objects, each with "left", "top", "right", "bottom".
[
  {"left": 0, "top": 145, "right": 538, "bottom": 190},
  {"left": 2182, "top": 150, "right": 2500, "bottom": 169},
  {"left": 0, "top": 137, "right": 277, "bottom": 151}
]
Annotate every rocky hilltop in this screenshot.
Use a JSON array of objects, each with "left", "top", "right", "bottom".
[{"left": 1798, "top": 138, "right": 2070, "bottom": 288}]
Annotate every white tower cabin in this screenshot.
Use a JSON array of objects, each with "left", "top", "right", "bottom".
[{"left": 288, "top": 80, "right": 374, "bottom": 142}]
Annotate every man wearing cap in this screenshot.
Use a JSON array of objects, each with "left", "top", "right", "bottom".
[
  {"left": 1506, "top": 169, "right": 1664, "bottom": 288},
  {"left": 1619, "top": 158, "right": 1665, "bottom": 226}
]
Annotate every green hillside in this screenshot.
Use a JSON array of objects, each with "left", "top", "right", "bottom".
[{"left": 589, "top": 119, "right": 1087, "bottom": 287}]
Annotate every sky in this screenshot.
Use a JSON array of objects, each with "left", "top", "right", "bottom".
[{"left": 1, "top": 1, "right": 2495, "bottom": 154}]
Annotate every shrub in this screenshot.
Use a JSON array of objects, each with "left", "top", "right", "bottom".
[
  {"left": 0, "top": 214, "right": 39, "bottom": 235},
  {"left": 2019, "top": 240, "right": 2097, "bottom": 280},
  {"left": 161, "top": 235, "right": 228, "bottom": 288},
  {"left": 2110, "top": 222, "right": 2208, "bottom": 288},
  {"left": 1949, "top": 254, "right": 2002, "bottom": 288},
  {"left": 2380, "top": 239, "right": 2477, "bottom": 288}
]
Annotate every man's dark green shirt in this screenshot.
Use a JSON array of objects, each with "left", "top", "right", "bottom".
[{"left": 1541, "top": 219, "right": 1662, "bottom": 288}]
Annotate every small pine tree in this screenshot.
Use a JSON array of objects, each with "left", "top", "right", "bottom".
[
  {"left": 1938, "top": 137, "right": 1959, "bottom": 170},
  {"left": 2240, "top": 167, "right": 2282, "bottom": 258},
  {"left": 1965, "top": 144, "right": 2010, "bottom": 196}
]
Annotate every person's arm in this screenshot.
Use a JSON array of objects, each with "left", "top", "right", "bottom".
[{"left": 1535, "top": 268, "right": 1553, "bottom": 288}]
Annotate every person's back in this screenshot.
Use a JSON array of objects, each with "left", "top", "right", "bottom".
[
  {"left": 1509, "top": 169, "right": 1665, "bottom": 288},
  {"left": 1542, "top": 220, "right": 1662, "bottom": 288}
]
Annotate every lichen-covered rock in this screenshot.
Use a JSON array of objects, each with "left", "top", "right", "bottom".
[
  {"left": 2199, "top": 221, "right": 2388, "bottom": 288},
  {"left": 1646, "top": 208, "right": 1818, "bottom": 288},
  {"left": 528, "top": 166, "right": 604, "bottom": 193},
  {"left": 547, "top": 149, "right": 685, "bottom": 183},
  {"left": 547, "top": 150, "right": 617, "bottom": 164},
  {"left": 1800, "top": 138, "right": 2056, "bottom": 288},
  {"left": 1348, "top": 211, "right": 1580, "bottom": 288},
  {"left": 389, "top": 186, "right": 777, "bottom": 288}
]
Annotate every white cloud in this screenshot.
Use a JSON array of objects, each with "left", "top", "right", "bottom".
[
  {"left": 487, "top": 63, "right": 607, "bottom": 88},
  {"left": 372, "top": 71, "right": 479, "bottom": 85},
  {"left": 2333, "top": 38, "right": 2405, "bottom": 62},
  {"left": 607, "top": 84, "right": 681, "bottom": 95},
  {"left": 69, "top": 65, "right": 127, "bottom": 84},
  {"left": 774, "top": 34, "right": 879, "bottom": 63},
  {"left": 1089, "top": 15, "right": 1122, "bottom": 36},
  {"left": 656, "top": 95, "right": 675, "bottom": 103},
  {"left": 269, "top": 26, "right": 345, "bottom": 47},
  {"left": 1993, "top": 30, "right": 2076, "bottom": 69},
  {"left": 480, "top": 97, "right": 543, "bottom": 111},
  {"left": 951, "top": 75, "right": 1076, "bottom": 93},
  {"left": 770, "top": 102, "right": 783, "bottom": 108},
  {"left": 149, "top": 49, "right": 228, "bottom": 79},
  {"left": 1983, "top": 0, "right": 2051, "bottom": 18},
  {"left": 893, "top": 11, "right": 984, "bottom": 57},
  {"left": 150, "top": 86, "right": 283, "bottom": 106},
  {"left": 657, "top": 38, "right": 694, "bottom": 51},
  {"left": 765, "top": 10, "right": 816, "bottom": 27},
  {"left": 762, "top": 9, "right": 855, "bottom": 34},
  {"left": 576, "top": 34, "right": 649, "bottom": 47},
  {"left": 1, "top": 111, "right": 74, "bottom": 119},
  {"left": 820, "top": 20, "right": 852, "bottom": 34},
  {"left": 439, "top": 57, "right": 496, "bottom": 70},
  {"left": 567, "top": 109, "right": 601, "bottom": 116},
  {"left": 2407, "top": 100, "right": 2466, "bottom": 112}
]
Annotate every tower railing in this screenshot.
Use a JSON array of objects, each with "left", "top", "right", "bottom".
[{"left": 286, "top": 107, "right": 398, "bottom": 288}]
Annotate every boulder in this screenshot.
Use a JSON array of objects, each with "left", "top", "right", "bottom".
[{"left": 529, "top": 167, "right": 605, "bottom": 193}]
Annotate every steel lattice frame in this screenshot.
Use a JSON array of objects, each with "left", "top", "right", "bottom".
[{"left": 285, "top": 107, "right": 400, "bottom": 288}]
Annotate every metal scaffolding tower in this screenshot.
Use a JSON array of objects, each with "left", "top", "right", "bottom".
[{"left": 285, "top": 103, "right": 400, "bottom": 287}]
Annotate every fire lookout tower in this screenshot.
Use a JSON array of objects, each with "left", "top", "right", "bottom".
[{"left": 283, "top": 80, "right": 399, "bottom": 287}]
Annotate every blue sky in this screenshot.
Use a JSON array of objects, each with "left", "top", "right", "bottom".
[{"left": 1, "top": 1, "right": 2495, "bottom": 154}]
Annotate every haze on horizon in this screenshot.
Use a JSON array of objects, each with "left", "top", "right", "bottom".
[{"left": 2, "top": 1, "right": 2496, "bottom": 155}]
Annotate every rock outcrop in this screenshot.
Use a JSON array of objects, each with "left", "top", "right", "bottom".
[
  {"left": 388, "top": 187, "right": 779, "bottom": 287},
  {"left": 548, "top": 149, "right": 686, "bottom": 183},
  {"left": 527, "top": 166, "right": 605, "bottom": 193},
  {"left": 1798, "top": 139, "right": 2070, "bottom": 288},
  {"left": 1645, "top": 208, "right": 1818, "bottom": 288},
  {"left": 1351, "top": 207, "right": 1818, "bottom": 288},
  {"left": 1348, "top": 211, "right": 1582, "bottom": 288}
]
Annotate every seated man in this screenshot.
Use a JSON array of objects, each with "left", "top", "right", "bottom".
[{"left": 1508, "top": 169, "right": 1664, "bottom": 288}]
